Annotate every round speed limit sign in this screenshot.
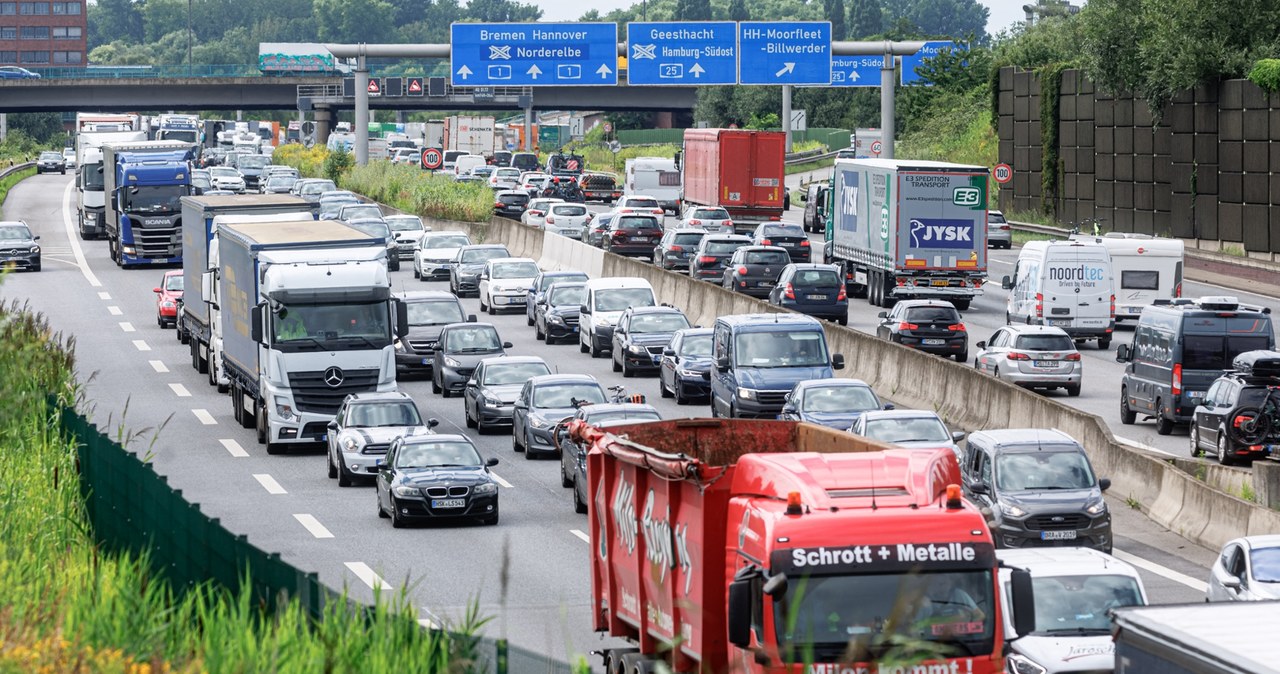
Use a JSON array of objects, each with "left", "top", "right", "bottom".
[
  {"left": 870, "top": 140, "right": 883, "bottom": 155},
  {"left": 421, "top": 148, "right": 443, "bottom": 170},
  {"left": 993, "top": 163, "right": 1013, "bottom": 184}
]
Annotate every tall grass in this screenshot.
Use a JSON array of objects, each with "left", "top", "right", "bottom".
[{"left": 0, "top": 296, "right": 486, "bottom": 672}]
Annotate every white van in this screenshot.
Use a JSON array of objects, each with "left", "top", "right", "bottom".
[
  {"left": 453, "top": 154, "right": 487, "bottom": 178},
  {"left": 624, "top": 157, "right": 681, "bottom": 214},
  {"left": 578, "top": 278, "right": 657, "bottom": 357},
  {"left": 1003, "top": 240, "right": 1116, "bottom": 348},
  {"left": 1071, "top": 232, "right": 1185, "bottom": 321}
]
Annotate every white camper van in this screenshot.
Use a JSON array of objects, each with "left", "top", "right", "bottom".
[
  {"left": 1003, "top": 239, "right": 1116, "bottom": 348},
  {"left": 624, "top": 157, "right": 681, "bottom": 214},
  {"left": 1070, "top": 232, "right": 1185, "bottom": 321}
]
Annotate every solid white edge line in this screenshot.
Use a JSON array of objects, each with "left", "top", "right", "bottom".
[
  {"left": 168, "top": 383, "right": 191, "bottom": 397},
  {"left": 149, "top": 360, "right": 168, "bottom": 373},
  {"left": 61, "top": 179, "right": 101, "bottom": 288},
  {"left": 1113, "top": 548, "right": 1209, "bottom": 593},
  {"left": 191, "top": 409, "right": 216, "bottom": 425},
  {"left": 107, "top": 305, "right": 122, "bottom": 316},
  {"left": 119, "top": 321, "right": 135, "bottom": 333},
  {"left": 570, "top": 529, "right": 590, "bottom": 543},
  {"left": 252, "top": 473, "right": 287, "bottom": 495},
  {"left": 490, "top": 471, "right": 513, "bottom": 488},
  {"left": 344, "top": 561, "right": 392, "bottom": 590},
  {"left": 293, "top": 513, "right": 334, "bottom": 539},
  {"left": 219, "top": 438, "right": 249, "bottom": 457},
  {"left": 132, "top": 340, "right": 151, "bottom": 351}
]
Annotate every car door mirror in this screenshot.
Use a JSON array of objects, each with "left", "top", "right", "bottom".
[
  {"left": 969, "top": 483, "right": 989, "bottom": 496},
  {"left": 32, "top": 235, "right": 40, "bottom": 241},
  {"left": 877, "top": 311, "right": 888, "bottom": 319},
  {"left": 662, "top": 347, "right": 675, "bottom": 356},
  {"left": 951, "top": 431, "right": 966, "bottom": 443},
  {"left": 153, "top": 287, "right": 162, "bottom": 294},
  {"left": 1001, "top": 275, "right": 1013, "bottom": 290},
  {"left": 327, "top": 421, "right": 338, "bottom": 431},
  {"left": 882, "top": 402, "right": 895, "bottom": 410},
  {"left": 715, "top": 355, "right": 731, "bottom": 371},
  {"left": 831, "top": 353, "right": 845, "bottom": 370},
  {"left": 1099, "top": 477, "right": 1111, "bottom": 492},
  {"left": 1115, "top": 344, "right": 1130, "bottom": 362},
  {"left": 479, "top": 272, "right": 489, "bottom": 280},
  {"left": 502, "top": 341, "right": 513, "bottom": 349},
  {"left": 1223, "top": 577, "right": 1242, "bottom": 590},
  {"left": 580, "top": 304, "right": 590, "bottom": 314},
  {"left": 467, "top": 314, "right": 478, "bottom": 323},
  {"left": 485, "top": 457, "right": 500, "bottom": 467},
  {"left": 975, "top": 341, "right": 986, "bottom": 349},
  {"left": 466, "top": 379, "right": 477, "bottom": 387}
]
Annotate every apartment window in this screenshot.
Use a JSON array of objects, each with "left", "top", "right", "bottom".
[
  {"left": 0, "top": 27, "right": 14, "bottom": 39},
  {"left": 0, "top": 2, "right": 16, "bottom": 14},
  {"left": 20, "top": 26, "right": 49, "bottom": 39},
  {"left": 52, "top": 1, "right": 78, "bottom": 14},
  {"left": 20, "top": 50, "right": 49, "bottom": 63},
  {"left": 0, "top": 51, "right": 16, "bottom": 63},
  {"left": 52, "top": 26, "right": 81, "bottom": 38},
  {"left": 51, "top": 50, "right": 78, "bottom": 63},
  {"left": 19, "top": 2, "right": 48, "bottom": 14}
]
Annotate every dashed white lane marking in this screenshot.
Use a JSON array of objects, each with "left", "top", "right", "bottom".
[
  {"left": 294, "top": 514, "right": 334, "bottom": 539},
  {"left": 989, "top": 258, "right": 1012, "bottom": 266},
  {"left": 345, "top": 561, "right": 392, "bottom": 590},
  {"left": 108, "top": 306, "right": 122, "bottom": 316},
  {"left": 491, "top": 471, "right": 513, "bottom": 488},
  {"left": 1113, "top": 549, "right": 1209, "bottom": 593},
  {"left": 149, "top": 360, "right": 168, "bottom": 373},
  {"left": 219, "top": 438, "right": 249, "bottom": 458},
  {"left": 61, "top": 180, "right": 101, "bottom": 288},
  {"left": 192, "top": 409, "right": 216, "bottom": 425},
  {"left": 98, "top": 292, "right": 111, "bottom": 300},
  {"left": 132, "top": 340, "right": 151, "bottom": 351},
  {"left": 168, "top": 383, "right": 191, "bottom": 397},
  {"left": 570, "top": 529, "right": 590, "bottom": 543},
  {"left": 119, "top": 322, "right": 135, "bottom": 333},
  {"left": 253, "top": 474, "right": 287, "bottom": 495}
]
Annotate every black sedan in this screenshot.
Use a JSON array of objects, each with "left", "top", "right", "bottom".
[
  {"left": 658, "top": 328, "right": 714, "bottom": 404},
  {"left": 611, "top": 306, "right": 692, "bottom": 377},
  {"left": 0, "top": 221, "right": 41, "bottom": 272},
  {"left": 722, "top": 246, "right": 790, "bottom": 298},
  {"left": 778, "top": 379, "right": 893, "bottom": 430},
  {"left": 512, "top": 374, "right": 606, "bottom": 459},
  {"left": 375, "top": 434, "right": 501, "bottom": 527},
  {"left": 526, "top": 270, "right": 590, "bottom": 326},
  {"left": 449, "top": 244, "right": 511, "bottom": 297},
  {"left": 602, "top": 214, "right": 664, "bottom": 258},
  {"left": 394, "top": 291, "right": 474, "bottom": 379},
  {"left": 875, "top": 299, "right": 968, "bottom": 362},
  {"left": 431, "top": 322, "right": 511, "bottom": 397},
  {"left": 751, "top": 222, "right": 811, "bottom": 262},
  {"left": 534, "top": 282, "right": 586, "bottom": 344},
  {"left": 558, "top": 403, "right": 663, "bottom": 513},
  {"left": 463, "top": 356, "right": 552, "bottom": 434},
  {"left": 36, "top": 151, "right": 66, "bottom": 175}
]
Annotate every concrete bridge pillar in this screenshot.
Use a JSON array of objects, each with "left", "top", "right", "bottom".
[
  {"left": 395, "top": 110, "right": 406, "bottom": 124},
  {"left": 314, "top": 107, "right": 333, "bottom": 147}
]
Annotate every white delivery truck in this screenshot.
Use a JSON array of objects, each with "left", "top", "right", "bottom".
[
  {"left": 75, "top": 130, "right": 148, "bottom": 240},
  {"left": 1003, "top": 239, "right": 1116, "bottom": 348},
  {"left": 1071, "top": 232, "right": 1185, "bottom": 321},
  {"left": 623, "top": 157, "right": 681, "bottom": 213}
]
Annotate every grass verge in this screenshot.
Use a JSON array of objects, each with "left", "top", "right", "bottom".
[
  {"left": 0, "top": 296, "right": 487, "bottom": 672},
  {"left": 0, "top": 167, "right": 36, "bottom": 216},
  {"left": 785, "top": 157, "right": 835, "bottom": 175}
]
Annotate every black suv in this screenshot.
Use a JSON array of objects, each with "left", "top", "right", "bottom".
[{"left": 1191, "top": 350, "right": 1280, "bottom": 465}]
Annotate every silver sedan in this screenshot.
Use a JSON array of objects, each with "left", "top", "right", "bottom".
[
  {"left": 1207, "top": 535, "right": 1280, "bottom": 602},
  {"left": 974, "top": 325, "right": 1082, "bottom": 396},
  {"left": 679, "top": 205, "right": 733, "bottom": 233},
  {"left": 988, "top": 209, "right": 1012, "bottom": 249}
]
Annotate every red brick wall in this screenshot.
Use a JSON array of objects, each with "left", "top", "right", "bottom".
[{"left": 0, "top": 1, "right": 88, "bottom": 66}]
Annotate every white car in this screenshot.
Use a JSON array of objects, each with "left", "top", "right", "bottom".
[
  {"left": 208, "top": 167, "right": 246, "bottom": 193},
  {"left": 386, "top": 214, "right": 429, "bottom": 261},
  {"left": 62, "top": 147, "right": 76, "bottom": 167},
  {"left": 519, "top": 171, "right": 549, "bottom": 194},
  {"left": 543, "top": 202, "right": 592, "bottom": 239},
  {"left": 521, "top": 198, "right": 565, "bottom": 228},
  {"left": 615, "top": 194, "right": 666, "bottom": 217},
  {"left": 391, "top": 148, "right": 419, "bottom": 165},
  {"left": 489, "top": 167, "right": 521, "bottom": 190},
  {"left": 414, "top": 230, "right": 472, "bottom": 281},
  {"left": 1207, "top": 535, "right": 1280, "bottom": 602},
  {"left": 478, "top": 257, "right": 540, "bottom": 315},
  {"left": 679, "top": 205, "right": 733, "bottom": 233}
]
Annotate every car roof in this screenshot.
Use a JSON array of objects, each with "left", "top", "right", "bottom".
[
  {"left": 398, "top": 290, "right": 458, "bottom": 302},
  {"left": 529, "top": 373, "right": 599, "bottom": 386},
  {"left": 626, "top": 305, "right": 685, "bottom": 317},
  {"left": 384, "top": 213, "right": 421, "bottom": 220},
  {"left": 444, "top": 321, "right": 496, "bottom": 330},
  {"left": 540, "top": 270, "right": 589, "bottom": 277},
  {"left": 795, "top": 378, "right": 872, "bottom": 390},
  {"left": 786, "top": 263, "right": 839, "bottom": 271},
  {"left": 0, "top": 220, "right": 30, "bottom": 228},
  {"left": 858, "top": 409, "right": 943, "bottom": 421},
  {"left": 738, "top": 245, "right": 790, "bottom": 254},
  {"left": 1000, "top": 325, "right": 1072, "bottom": 336},
  {"left": 495, "top": 190, "right": 528, "bottom": 196},
  {"left": 967, "top": 428, "right": 1081, "bottom": 450},
  {"left": 582, "top": 403, "right": 660, "bottom": 416},
  {"left": 486, "top": 257, "right": 537, "bottom": 266},
  {"left": 163, "top": 268, "right": 182, "bottom": 277},
  {"left": 704, "top": 234, "right": 752, "bottom": 242},
  {"left": 400, "top": 433, "right": 473, "bottom": 446},
  {"left": 585, "top": 277, "right": 652, "bottom": 289},
  {"left": 675, "top": 327, "right": 714, "bottom": 337},
  {"left": 460, "top": 244, "right": 509, "bottom": 250},
  {"left": 478, "top": 355, "right": 547, "bottom": 367},
  {"left": 995, "top": 548, "right": 1140, "bottom": 578},
  {"left": 717, "top": 313, "right": 821, "bottom": 327},
  {"left": 897, "top": 299, "right": 960, "bottom": 308},
  {"left": 344, "top": 391, "right": 416, "bottom": 404},
  {"left": 424, "top": 230, "right": 468, "bottom": 237},
  {"left": 1236, "top": 535, "right": 1280, "bottom": 550}
]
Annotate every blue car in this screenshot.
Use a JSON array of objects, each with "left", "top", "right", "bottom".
[
  {"left": 0, "top": 66, "right": 40, "bottom": 80},
  {"left": 778, "top": 379, "right": 893, "bottom": 430},
  {"left": 658, "top": 328, "right": 714, "bottom": 404}
]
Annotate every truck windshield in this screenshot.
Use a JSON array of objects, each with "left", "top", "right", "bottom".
[
  {"left": 159, "top": 130, "right": 198, "bottom": 144},
  {"left": 735, "top": 331, "right": 828, "bottom": 368},
  {"left": 272, "top": 301, "right": 390, "bottom": 350},
  {"left": 83, "top": 166, "right": 105, "bottom": 190},
  {"left": 775, "top": 570, "right": 995, "bottom": 660},
  {"left": 1022, "top": 574, "right": 1143, "bottom": 635},
  {"left": 125, "top": 185, "right": 186, "bottom": 213}
]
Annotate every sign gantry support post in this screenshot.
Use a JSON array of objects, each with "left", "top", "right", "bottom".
[{"left": 354, "top": 48, "right": 369, "bottom": 165}]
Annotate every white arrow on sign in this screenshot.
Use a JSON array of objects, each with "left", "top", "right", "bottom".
[
  {"left": 849, "top": 70, "right": 860, "bottom": 82},
  {"left": 690, "top": 63, "right": 705, "bottom": 78},
  {"left": 596, "top": 63, "right": 612, "bottom": 78},
  {"left": 775, "top": 62, "right": 796, "bottom": 78},
  {"left": 456, "top": 65, "right": 472, "bottom": 80},
  {"left": 527, "top": 65, "right": 542, "bottom": 79}
]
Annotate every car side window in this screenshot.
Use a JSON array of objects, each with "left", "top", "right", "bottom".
[
  {"left": 978, "top": 449, "right": 993, "bottom": 486},
  {"left": 1204, "top": 381, "right": 1222, "bottom": 406},
  {"left": 518, "top": 382, "right": 530, "bottom": 405},
  {"left": 1227, "top": 545, "right": 1247, "bottom": 581}
]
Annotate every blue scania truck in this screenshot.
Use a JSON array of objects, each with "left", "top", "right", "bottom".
[{"left": 101, "top": 140, "right": 197, "bottom": 267}]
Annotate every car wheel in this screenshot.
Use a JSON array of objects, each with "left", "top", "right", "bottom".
[
  {"left": 1190, "top": 424, "right": 1202, "bottom": 458},
  {"left": 1065, "top": 384, "right": 1081, "bottom": 397},
  {"left": 1120, "top": 387, "right": 1137, "bottom": 425},
  {"left": 513, "top": 428, "right": 524, "bottom": 452},
  {"left": 31, "top": 263, "right": 40, "bottom": 272},
  {"left": 622, "top": 358, "right": 634, "bottom": 378},
  {"left": 337, "top": 461, "right": 353, "bottom": 487},
  {"left": 1155, "top": 399, "right": 1174, "bottom": 435},
  {"left": 660, "top": 376, "right": 673, "bottom": 398},
  {"left": 535, "top": 320, "right": 545, "bottom": 341},
  {"left": 837, "top": 315, "right": 848, "bottom": 326},
  {"left": 390, "top": 498, "right": 407, "bottom": 528},
  {"left": 327, "top": 450, "right": 338, "bottom": 479},
  {"left": 526, "top": 311, "right": 535, "bottom": 327},
  {"left": 954, "top": 351, "right": 967, "bottom": 363},
  {"left": 431, "top": 374, "right": 442, "bottom": 394},
  {"left": 590, "top": 338, "right": 603, "bottom": 358},
  {"left": 377, "top": 494, "right": 389, "bottom": 518},
  {"left": 479, "top": 295, "right": 488, "bottom": 313},
  {"left": 579, "top": 337, "right": 589, "bottom": 353},
  {"left": 993, "top": 366, "right": 1001, "bottom": 380},
  {"left": 561, "top": 457, "right": 573, "bottom": 488},
  {"left": 729, "top": 403, "right": 739, "bottom": 419},
  {"left": 265, "top": 442, "right": 284, "bottom": 455},
  {"left": 465, "top": 404, "right": 477, "bottom": 429},
  {"left": 1217, "top": 430, "right": 1235, "bottom": 466},
  {"left": 524, "top": 440, "right": 537, "bottom": 460},
  {"left": 1098, "top": 337, "right": 1112, "bottom": 350},
  {"left": 414, "top": 267, "right": 421, "bottom": 280},
  {"left": 574, "top": 486, "right": 587, "bottom": 514},
  {"left": 675, "top": 380, "right": 687, "bottom": 405}
]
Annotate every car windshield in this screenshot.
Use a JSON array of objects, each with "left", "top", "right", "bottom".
[
  {"left": 495, "top": 168, "right": 520, "bottom": 178},
  {"left": 735, "top": 331, "right": 828, "bottom": 368},
  {"left": 1251, "top": 547, "right": 1280, "bottom": 583},
  {"left": 423, "top": 235, "right": 469, "bottom": 250},
  {"left": 762, "top": 225, "right": 804, "bottom": 238},
  {"left": 746, "top": 250, "right": 790, "bottom": 265},
  {"left": 534, "top": 383, "right": 605, "bottom": 408},
  {"left": 406, "top": 300, "right": 464, "bottom": 326},
  {"left": 164, "top": 275, "right": 184, "bottom": 291},
  {"left": 301, "top": 181, "right": 337, "bottom": 194},
  {"left": 549, "top": 286, "right": 587, "bottom": 307},
  {"left": 40, "top": 152, "right": 62, "bottom": 161},
  {"left": 705, "top": 240, "right": 744, "bottom": 255},
  {"left": 552, "top": 205, "right": 587, "bottom": 216},
  {"left": 498, "top": 193, "right": 528, "bottom": 205},
  {"left": 1183, "top": 334, "right": 1273, "bottom": 370},
  {"left": 631, "top": 313, "right": 690, "bottom": 334},
  {"left": 239, "top": 156, "right": 270, "bottom": 169},
  {"left": 394, "top": 441, "right": 481, "bottom": 468},
  {"left": 694, "top": 208, "right": 728, "bottom": 219},
  {"left": 491, "top": 261, "right": 539, "bottom": 279},
  {"left": 802, "top": 385, "right": 880, "bottom": 413},
  {"left": 680, "top": 335, "right": 713, "bottom": 357},
  {"left": 124, "top": 185, "right": 186, "bottom": 213},
  {"left": 267, "top": 177, "right": 296, "bottom": 188},
  {"left": 905, "top": 307, "right": 961, "bottom": 323},
  {"left": 211, "top": 168, "right": 239, "bottom": 177},
  {"left": 995, "top": 450, "right": 1096, "bottom": 491},
  {"left": 1024, "top": 574, "right": 1144, "bottom": 635},
  {"left": 624, "top": 198, "right": 659, "bottom": 209},
  {"left": 347, "top": 221, "right": 390, "bottom": 238},
  {"left": 539, "top": 273, "right": 588, "bottom": 291},
  {"left": 862, "top": 416, "right": 950, "bottom": 443},
  {"left": 347, "top": 401, "right": 422, "bottom": 427},
  {"left": 777, "top": 570, "right": 995, "bottom": 661},
  {"left": 617, "top": 216, "right": 659, "bottom": 230},
  {"left": 272, "top": 301, "right": 391, "bottom": 349},
  {"left": 988, "top": 212, "right": 1006, "bottom": 224},
  {"left": 342, "top": 205, "right": 382, "bottom": 219},
  {"left": 0, "top": 225, "right": 33, "bottom": 240},
  {"left": 587, "top": 410, "right": 662, "bottom": 424},
  {"left": 386, "top": 216, "right": 424, "bottom": 232},
  {"left": 1015, "top": 334, "right": 1075, "bottom": 351},
  {"left": 595, "top": 288, "right": 655, "bottom": 312},
  {"left": 445, "top": 327, "right": 501, "bottom": 352},
  {"left": 461, "top": 248, "right": 508, "bottom": 264},
  {"left": 483, "top": 362, "right": 552, "bottom": 385}
]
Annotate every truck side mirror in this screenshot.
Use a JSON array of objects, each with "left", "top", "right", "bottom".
[
  {"left": 726, "top": 578, "right": 752, "bottom": 648},
  {"left": 250, "top": 303, "right": 263, "bottom": 342},
  {"left": 831, "top": 353, "right": 845, "bottom": 370},
  {"left": 579, "top": 304, "right": 590, "bottom": 314},
  {"left": 1010, "top": 567, "right": 1036, "bottom": 638},
  {"left": 715, "top": 355, "right": 731, "bottom": 371},
  {"left": 1001, "top": 275, "right": 1013, "bottom": 290},
  {"left": 1115, "top": 344, "right": 1131, "bottom": 362},
  {"left": 800, "top": 193, "right": 808, "bottom": 202},
  {"left": 395, "top": 298, "right": 409, "bottom": 338},
  {"left": 427, "top": 418, "right": 440, "bottom": 428}
]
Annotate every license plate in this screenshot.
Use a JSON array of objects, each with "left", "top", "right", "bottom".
[
  {"left": 807, "top": 294, "right": 826, "bottom": 300},
  {"left": 652, "top": 355, "right": 661, "bottom": 363},
  {"left": 780, "top": 242, "right": 795, "bottom": 247},
  {"left": 758, "top": 281, "right": 774, "bottom": 287},
  {"left": 1185, "top": 391, "right": 1206, "bottom": 400},
  {"left": 421, "top": 358, "right": 431, "bottom": 365},
  {"left": 1127, "top": 306, "right": 1143, "bottom": 313},
  {"left": 431, "top": 498, "right": 465, "bottom": 508},
  {"left": 1041, "top": 530, "right": 1078, "bottom": 541},
  {"left": 572, "top": 326, "right": 579, "bottom": 332},
  {"left": 931, "top": 280, "right": 949, "bottom": 287},
  {"left": 631, "top": 236, "right": 648, "bottom": 242},
  {"left": 1047, "top": 319, "right": 1071, "bottom": 326},
  {"left": 922, "top": 338, "right": 946, "bottom": 345},
  {"left": 1034, "top": 360, "right": 1059, "bottom": 368}
]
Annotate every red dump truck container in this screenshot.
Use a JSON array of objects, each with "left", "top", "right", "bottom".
[
  {"left": 576, "top": 418, "right": 1009, "bottom": 674},
  {"left": 681, "top": 129, "right": 786, "bottom": 233}
]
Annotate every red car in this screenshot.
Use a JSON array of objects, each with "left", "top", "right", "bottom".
[{"left": 154, "top": 269, "right": 184, "bottom": 328}]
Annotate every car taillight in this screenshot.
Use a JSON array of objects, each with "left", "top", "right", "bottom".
[
  {"left": 698, "top": 255, "right": 716, "bottom": 263},
  {"left": 898, "top": 322, "right": 919, "bottom": 330},
  {"left": 769, "top": 216, "right": 781, "bottom": 221},
  {"left": 784, "top": 283, "right": 795, "bottom": 299},
  {"left": 494, "top": 201, "right": 503, "bottom": 208},
  {"left": 1035, "top": 293, "right": 1043, "bottom": 318},
  {"left": 1066, "top": 353, "right": 1081, "bottom": 361},
  {"left": 837, "top": 285, "right": 847, "bottom": 301},
  {"left": 738, "top": 266, "right": 748, "bottom": 275},
  {"left": 614, "top": 231, "right": 628, "bottom": 239},
  {"left": 1007, "top": 352, "right": 1031, "bottom": 361},
  {"left": 948, "top": 323, "right": 966, "bottom": 332},
  {"left": 1175, "top": 283, "right": 1182, "bottom": 298},
  {"left": 670, "top": 245, "right": 683, "bottom": 252},
  {"left": 652, "top": 209, "right": 663, "bottom": 215},
  {"left": 1110, "top": 294, "right": 1116, "bottom": 318},
  {"left": 546, "top": 216, "right": 555, "bottom": 224},
  {"left": 530, "top": 210, "right": 542, "bottom": 216},
  {"left": 762, "top": 238, "right": 774, "bottom": 246},
  {"left": 689, "top": 219, "right": 701, "bottom": 226},
  {"left": 800, "top": 239, "right": 811, "bottom": 247},
  {"left": 1172, "top": 363, "right": 1182, "bottom": 396}
]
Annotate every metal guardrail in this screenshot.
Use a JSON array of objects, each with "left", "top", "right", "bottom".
[
  {"left": 0, "top": 161, "right": 36, "bottom": 181},
  {"left": 784, "top": 150, "right": 838, "bottom": 166},
  {"left": 298, "top": 81, "right": 534, "bottom": 101}
]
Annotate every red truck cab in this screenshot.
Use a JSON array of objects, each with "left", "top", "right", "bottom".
[{"left": 579, "top": 419, "right": 1028, "bottom": 674}]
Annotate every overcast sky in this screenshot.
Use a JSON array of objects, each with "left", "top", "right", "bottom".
[{"left": 534, "top": 0, "right": 1026, "bottom": 34}]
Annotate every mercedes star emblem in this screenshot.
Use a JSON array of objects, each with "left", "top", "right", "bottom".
[{"left": 323, "top": 366, "right": 345, "bottom": 388}]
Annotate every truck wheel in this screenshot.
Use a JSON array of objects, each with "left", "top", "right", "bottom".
[
  {"left": 1098, "top": 337, "right": 1112, "bottom": 350},
  {"left": 231, "top": 386, "right": 243, "bottom": 425},
  {"left": 256, "top": 401, "right": 268, "bottom": 445},
  {"left": 605, "top": 651, "right": 640, "bottom": 674}
]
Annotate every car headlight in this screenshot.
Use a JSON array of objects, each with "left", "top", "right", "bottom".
[
  {"left": 1085, "top": 498, "right": 1108, "bottom": 516},
  {"left": 628, "top": 344, "right": 648, "bottom": 355},
  {"left": 472, "top": 482, "right": 498, "bottom": 495},
  {"left": 1006, "top": 654, "right": 1048, "bottom": 674},
  {"left": 86, "top": 212, "right": 97, "bottom": 221},
  {"left": 530, "top": 415, "right": 550, "bottom": 429},
  {"left": 443, "top": 356, "right": 461, "bottom": 368},
  {"left": 1000, "top": 503, "right": 1027, "bottom": 518},
  {"left": 392, "top": 485, "right": 420, "bottom": 498},
  {"left": 597, "top": 316, "right": 614, "bottom": 327},
  {"left": 30, "top": 246, "right": 39, "bottom": 254},
  {"left": 273, "top": 396, "right": 299, "bottom": 422},
  {"left": 548, "top": 313, "right": 564, "bottom": 324},
  {"left": 482, "top": 394, "right": 502, "bottom": 406},
  {"left": 342, "top": 436, "right": 359, "bottom": 452},
  {"left": 736, "top": 387, "right": 757, "bottom": 401},
  {"left": 678, "top": 367, "right": 702, "bottom": 377}
]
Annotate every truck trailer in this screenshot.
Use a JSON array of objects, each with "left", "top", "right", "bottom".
[
  {"left": 443, "top": 115, "right": 496, "bottom": 157},
  {"left": 576, "top": 418, "right": 1028, "bottom": 674},
  {"left": 102, "top": 140, "right": 197, "bottom": 267},
  {"left": 679, "top": 128, "right": 786, "bottom": 229},
  {"left": 825, "top": 158, "right": 990, "bottom": 311},
  {"left": 75, "top": 129, "right": 148, "bottom": 240},
  {"left": 1111, "top": 602, "right": 1280, "bottom": 674},
  {"left": 178, "top": 194, "right": 315, "bottom": 388},
  {"left": 212, "top": 220, "right": 404, "bottom": 454}
]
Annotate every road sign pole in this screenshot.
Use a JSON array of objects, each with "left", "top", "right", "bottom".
[
  {"left": 880, "top": 51, "right": 894, "bottom": 160},
  {"left": 524, "top": 103, "right": 533, "bottom": 152},
  {"left": 354, "top": 48, "right": 369, "bottom": 165},
  {"left": 781, "top": 84, "right": 792, "bottom": 153}
]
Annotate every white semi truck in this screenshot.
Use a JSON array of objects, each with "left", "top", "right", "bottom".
[{"left": 75, "top": 128, "right": 147, "bottom": 240}]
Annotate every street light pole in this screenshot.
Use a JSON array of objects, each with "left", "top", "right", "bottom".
[{"left": 187, "top": 0, "right": 192, "bottom": 76}]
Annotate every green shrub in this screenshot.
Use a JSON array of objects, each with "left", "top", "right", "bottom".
[
  {"left": 341, "top": 161, "right": 495, "bottom": 223},
  {"left": 1248, "top": 59, "right": 1280, "bottom": 92},
  {"left": 322, "top": 148, "right": 355, "bottom": 183}
]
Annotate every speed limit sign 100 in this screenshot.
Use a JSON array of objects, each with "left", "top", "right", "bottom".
[{"left": 993, "top": 163, "right": 1013, "bottom": 184}]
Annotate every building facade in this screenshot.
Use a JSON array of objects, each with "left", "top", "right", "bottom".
[{"left": 0, "top": 1, "right": 87, "bottom": 67}]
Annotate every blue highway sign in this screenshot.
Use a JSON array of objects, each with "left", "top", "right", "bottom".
[
  {"left": 738, "top": 21, "right": 831, "bottom": 86},
  {"left": 830, "top": 55, "right": 882, "bottom": 87},
  {"left": 626, "top": 22, "right": 738, "bottom": 86},
  {"left": 450, "top": 22, "right": 619, "bottom": 86},
  {"left": 901, "top": 40, "right": 963, "bottom": 86}
]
